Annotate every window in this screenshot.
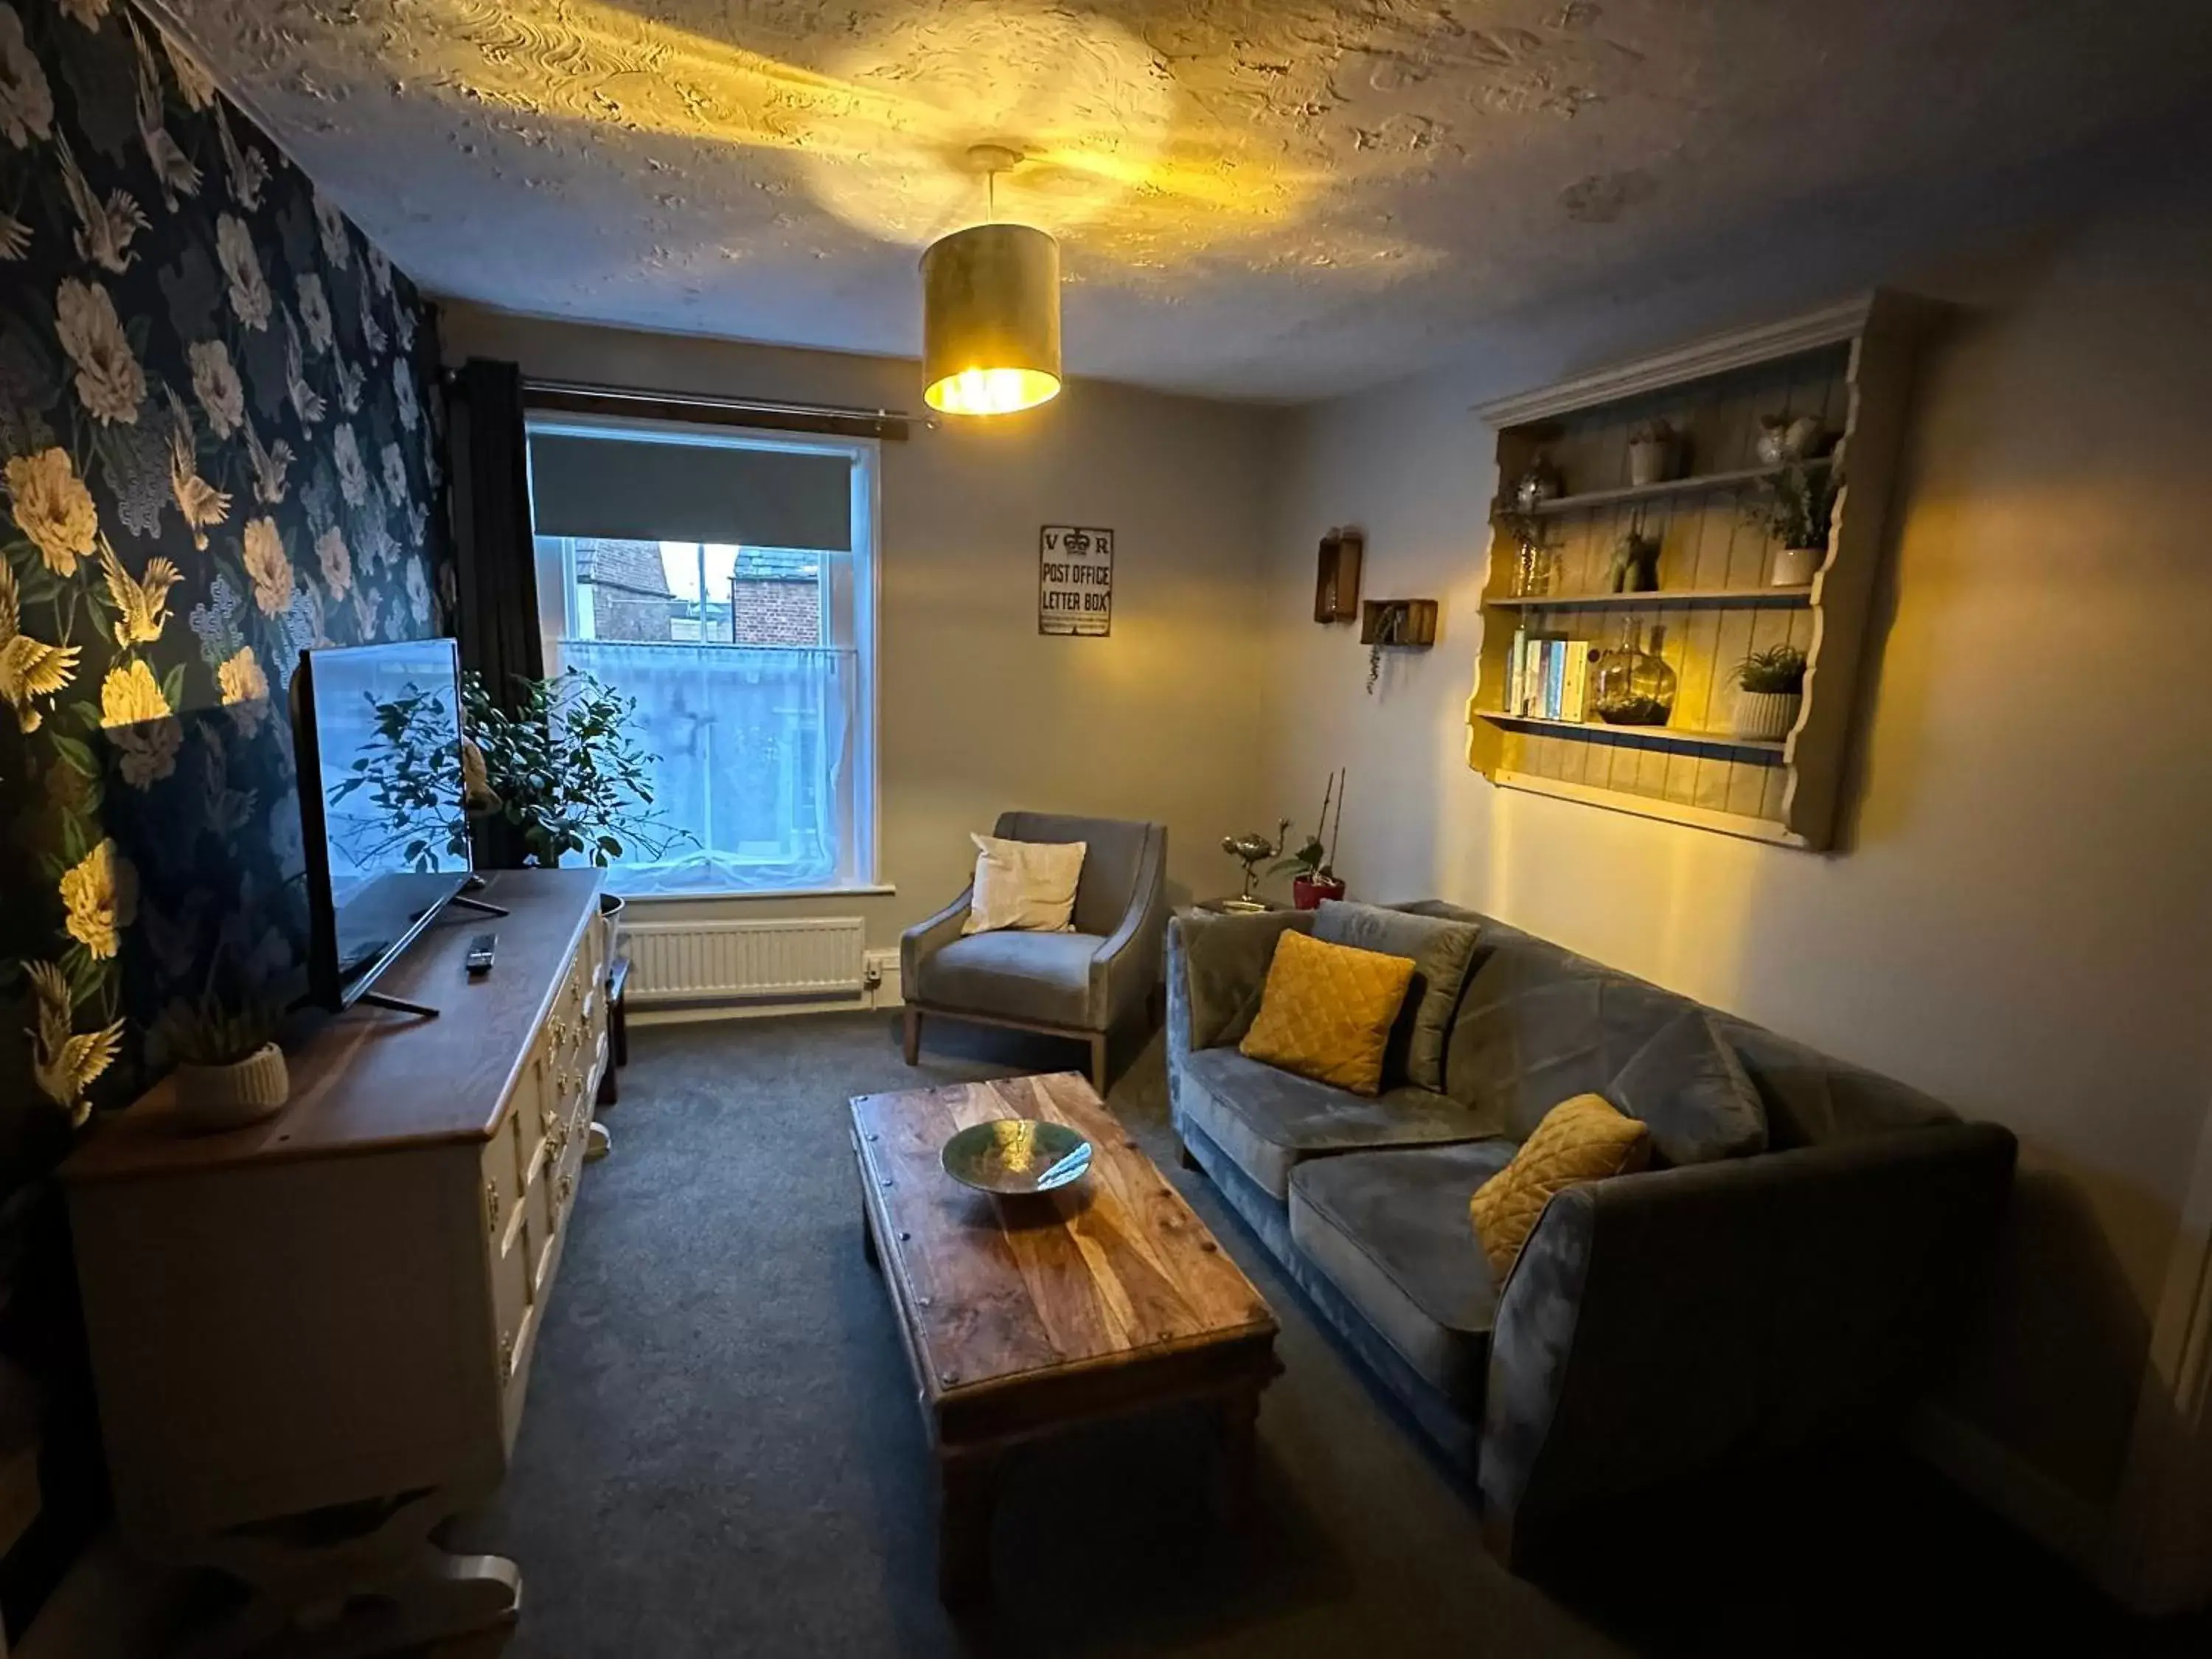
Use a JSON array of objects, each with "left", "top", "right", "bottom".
[{"left": 525, "top": 415, "right": 877, "bottom": 897}]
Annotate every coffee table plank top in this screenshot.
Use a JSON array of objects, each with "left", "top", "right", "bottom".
[{"left": 850, "top": 1073, "right": 1275, "bottom": 1401}]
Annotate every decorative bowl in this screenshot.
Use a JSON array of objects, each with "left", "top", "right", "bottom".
[{"left": 940, "top": 1119, "right": 1093, "bottom": 1196}]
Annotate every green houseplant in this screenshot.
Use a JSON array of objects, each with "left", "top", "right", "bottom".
[
  {"left": 1744, "top": 464, "right": 1839, "bottom": 586},
  {"left": 1731, "top": 643, "right": 1807, "bottom": 741},
  {"left": 337, "top": 669, "right": 689, "bottom": 872},
  {"left": 461, "top": 671, "right": 688, "bottom": 869}
]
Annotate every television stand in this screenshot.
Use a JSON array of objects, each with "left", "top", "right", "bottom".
[{"left": 356, "top": 990, "right": 441, "bottom": 1018}]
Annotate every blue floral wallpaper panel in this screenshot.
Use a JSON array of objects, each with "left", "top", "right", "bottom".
[{"left": 0, "top": 0, "right": 455, "bottom": 1180}]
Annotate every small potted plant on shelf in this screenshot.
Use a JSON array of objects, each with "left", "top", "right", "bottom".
[
  {"left": 1731, "top": 644, "right": 1807, "bottom": 740},
  {"left": 158, "top": 991, "right": 290, "bottom": 1132},
  {"left": 1272, "top": 768, "right": 1347, "bottom": 909},
  {"left": 1628, "top": 419, "right": 1681, "bottom": 487},
  {"left": 1744, "top": 462, "right": 1839, "bottom": 586}
]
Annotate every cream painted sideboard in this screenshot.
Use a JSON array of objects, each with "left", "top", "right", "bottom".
[{"left": 62, "top": 869, "right": 610, "bottom": 1655}]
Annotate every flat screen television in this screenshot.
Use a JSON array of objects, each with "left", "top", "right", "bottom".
[{"left": 293, "top": 639, "right": 473, "bottom": 1012}]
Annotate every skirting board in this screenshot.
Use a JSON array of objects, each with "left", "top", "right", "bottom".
[
  {"left": 627, "top": 950, "right": 901, "bottom": 1027},
  {"left": 1907, "top": 1402, "right": 2110, "bottom": 1581}
]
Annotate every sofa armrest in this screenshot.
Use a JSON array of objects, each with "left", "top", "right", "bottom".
[
  {"left": 900, "top": 887, "right": 973, "bottom": 999},
  {"left": 1480, "top": 1121, "right": 2017, "bottom": 1557}
]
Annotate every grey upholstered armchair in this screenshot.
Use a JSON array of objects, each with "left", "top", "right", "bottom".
[{"left": 900, "top": 812, "right": 1168, "bottom": 1091}]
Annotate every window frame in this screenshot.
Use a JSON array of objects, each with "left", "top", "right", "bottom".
[{"left": 522, "top": 411, "right": 883, "bottom": 899}]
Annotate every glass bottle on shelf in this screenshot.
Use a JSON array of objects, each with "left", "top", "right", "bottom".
[{"left": 1592, "top": 620, "right": 1677, "bottom": 726}]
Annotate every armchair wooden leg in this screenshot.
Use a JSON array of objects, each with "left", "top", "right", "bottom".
[
  {"left": 903, "top": 1006, "right": 922, "bottom": 1067},
  {"left": 1088, "top": 1030, "right": 1110, "bottom": 1094}
]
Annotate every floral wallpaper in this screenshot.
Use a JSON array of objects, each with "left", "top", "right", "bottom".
[{"left": 0, "top": 0, "right": 453, "bottom": 1174}]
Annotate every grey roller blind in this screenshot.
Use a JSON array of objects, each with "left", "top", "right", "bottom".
[{"left": 527, "top": 431, "right": 852, "bottom": 551}]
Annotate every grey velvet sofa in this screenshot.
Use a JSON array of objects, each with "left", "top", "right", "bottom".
[
  {"left": 1166, "top": 902, "right": 2017, "bottom": 1566},
  {"left": 902, "top": 812, "right": 1168, "bottom": 1091}
]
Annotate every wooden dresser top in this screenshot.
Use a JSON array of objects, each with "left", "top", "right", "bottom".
[{"left": 64, "top": 869, "right": 602, "bottom": 1185}]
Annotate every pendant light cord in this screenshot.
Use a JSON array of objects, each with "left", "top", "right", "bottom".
[{"left": 986, "top": 167, "right": 996, "bottom": 224}]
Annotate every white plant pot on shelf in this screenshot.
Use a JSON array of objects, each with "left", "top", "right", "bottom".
[
  {"left": 1732, "top": 690, "right": 1803, "bottom": 742},
  {"left": 1771, "top": 544, "right": 1823, "bottom": 586},
  {"left": 173, "top": 1043, "right": 289, "bottom": 1133},
  {"left": 1628, "top": 437, "right": 1678, "bottom": 487}
]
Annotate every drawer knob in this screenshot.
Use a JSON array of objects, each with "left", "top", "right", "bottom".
[
  {"left": 557, "top": 1172, "right": 574, "bottom": 1207},
  {"left": 500, "top": 1332, "right": 518, "bottom": 1383},
  {"left": 484, "top": 1179, "right": 501, "bottom": 1236}
]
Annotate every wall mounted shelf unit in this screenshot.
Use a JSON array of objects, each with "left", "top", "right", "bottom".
[
  {"left": 1466, "top": 291, "right": 1933, "bottom": 851},
  {"left": 1361, "top": 598, "right": 1439, "bottom": 648}
]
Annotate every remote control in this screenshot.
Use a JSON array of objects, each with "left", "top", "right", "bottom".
[{"left": 465, "top": 933, "right": 497, "bottom": 977}]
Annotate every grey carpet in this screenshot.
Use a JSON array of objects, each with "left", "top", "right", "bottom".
[{"left": 449, "top": 1013, "right": 2208, "bottom": 1659}]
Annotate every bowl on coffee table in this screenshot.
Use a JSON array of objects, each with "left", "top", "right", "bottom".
[{"left": 940, "top": 1119, "right": 1093, "bottom": 1195}]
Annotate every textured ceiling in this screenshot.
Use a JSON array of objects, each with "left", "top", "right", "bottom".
[{"left": 150, "top": 0, "right": 2212, "bottom": 400}]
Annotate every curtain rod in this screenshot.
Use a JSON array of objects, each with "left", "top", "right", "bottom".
[{"left": 517, "top": 377, "right": 911, "bottom": 442}]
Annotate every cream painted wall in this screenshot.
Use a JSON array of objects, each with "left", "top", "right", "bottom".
[
  {"left": 1261, "top": 182, "right": 2212, "bottom": 1555},
  {"left": 438, "top": 303, "right": 1281, "bottom": 946}
]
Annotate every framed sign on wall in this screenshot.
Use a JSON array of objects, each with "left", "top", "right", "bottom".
[{"left": 1039, "top": 526, "right": 1114, "bottom": 636}]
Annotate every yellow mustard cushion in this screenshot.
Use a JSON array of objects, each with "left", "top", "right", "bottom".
[
  {"left": 1469, "top": 1093, "right": 1650, "bottom": 1280},
  {"left": 1238, "top": 928, "right": 1417, "bottom": 1097}
]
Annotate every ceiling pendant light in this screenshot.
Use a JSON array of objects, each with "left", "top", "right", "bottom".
[{"left": 921, "top": 146, "right": 1062, "bottom": 417}]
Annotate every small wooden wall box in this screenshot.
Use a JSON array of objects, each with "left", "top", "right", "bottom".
[
  {"left": 1314, "top": 527, "right": 1364, "bottom": 623},
  {"left": 1360, "top": 599, "right": 1439, "bottom": 647}
]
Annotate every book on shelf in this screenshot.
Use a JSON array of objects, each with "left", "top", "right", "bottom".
[
  {"left": 1559, "top": 637, "right": 1593, "bottom": 721},
  {"left": 1505, "top": 634, "right": 1595, "bottom": 723}
]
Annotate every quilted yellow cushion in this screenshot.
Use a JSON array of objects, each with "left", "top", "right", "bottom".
[
  {"left": 1239, "top": 929, "right": 1416, "bottom": 1097},
  {"left": 1470, "top": 1094, "right": 1650, "bottom": 1280}
]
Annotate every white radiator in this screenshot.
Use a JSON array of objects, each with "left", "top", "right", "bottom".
[{"left": 622, "top": 917, "right": 868, "bottom": 1004}]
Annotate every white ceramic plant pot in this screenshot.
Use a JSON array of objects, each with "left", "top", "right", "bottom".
[
  {"left": 1771, "top": 543, "right": 1822, "bottom": 586},
  {"left": 1628, "top": 437, "right": 1678, "bottom": 487},
  {"left": 173, "top": 1043, "right": 290, "bottom": 1132},
  {"left": 1732, "top": 690, "right": 1802, "bottom": 742}
]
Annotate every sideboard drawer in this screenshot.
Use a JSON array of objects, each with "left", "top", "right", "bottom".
[{"left": 484, "top": 1116, "right": 531, "bottom": 1387}]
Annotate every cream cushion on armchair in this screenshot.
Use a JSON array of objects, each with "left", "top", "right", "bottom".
[{"left": 962, "top": 833, "right": 1086, "bottom": 933}]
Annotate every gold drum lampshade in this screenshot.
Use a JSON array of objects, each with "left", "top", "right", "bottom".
[{"left": 920, "top": 222, "right": 1062, "bottom": 416}]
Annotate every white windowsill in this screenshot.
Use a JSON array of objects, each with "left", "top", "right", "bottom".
[{"left": 617, "top": 884, "right": 898, "bottom": 904}]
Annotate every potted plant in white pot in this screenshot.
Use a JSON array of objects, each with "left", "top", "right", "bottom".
[
  {"left": 1745, "top": 462, "right": 1838, "bottom": 586},
  {"left": 1627, "top": 419, "right": 1681, "bottom": 487},
  {"left": 159, "top": 994, "right": 289, "bottom": 1132},
  {"left": 1731, "top": 644, "right": 1807, "bottom": 741}
]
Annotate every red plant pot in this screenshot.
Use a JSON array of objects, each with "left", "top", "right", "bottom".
[{"left": 1293, "top": 874, "right": 1346, "bottom": 911}]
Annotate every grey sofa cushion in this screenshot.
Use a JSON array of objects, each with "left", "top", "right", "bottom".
[
  {"left": 1716, "top": 1015, "right": 1953, "bottom": 1150},
  {"left": 1444, "top": 934, "right": 1770, "bottom": 1157},
  {"left": 912, "top": 930, "right": 1105, "bottom": 1028},
  {"left": 1178, "top": 1047, "right": 1492, "bottom": 1201},
  {"left": 1177, "top": 909, "right": 1316, "bottom": 1051},
  {"left": 1607, "top": 1007, "right": 1767, "bottom": 1166},
  {"left": 1290, "top": 1141, "right": 1514, "bottom": 1411},
  {"left": 1312, "top": 900, "right": 1482, "bottom": 1093}
]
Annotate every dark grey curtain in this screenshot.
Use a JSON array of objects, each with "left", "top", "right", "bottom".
[
  {"left": 448, "top": 359, "right": 545, "bottom": 711},
  {"left": 447, "top": 359, "right": 543, "bottom": 869}
]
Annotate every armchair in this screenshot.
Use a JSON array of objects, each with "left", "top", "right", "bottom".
[{"left": 900, "top": 812, "right": 1168, "bottom": 1091}]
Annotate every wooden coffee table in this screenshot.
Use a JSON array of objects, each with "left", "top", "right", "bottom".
[{"left": 849, "top": 1071, "right": 1280, "bottom": 1604}]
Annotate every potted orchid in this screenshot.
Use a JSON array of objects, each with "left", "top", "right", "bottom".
[{"left": 1272, "top": 768, "right": 1347, "bottom": 909}]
